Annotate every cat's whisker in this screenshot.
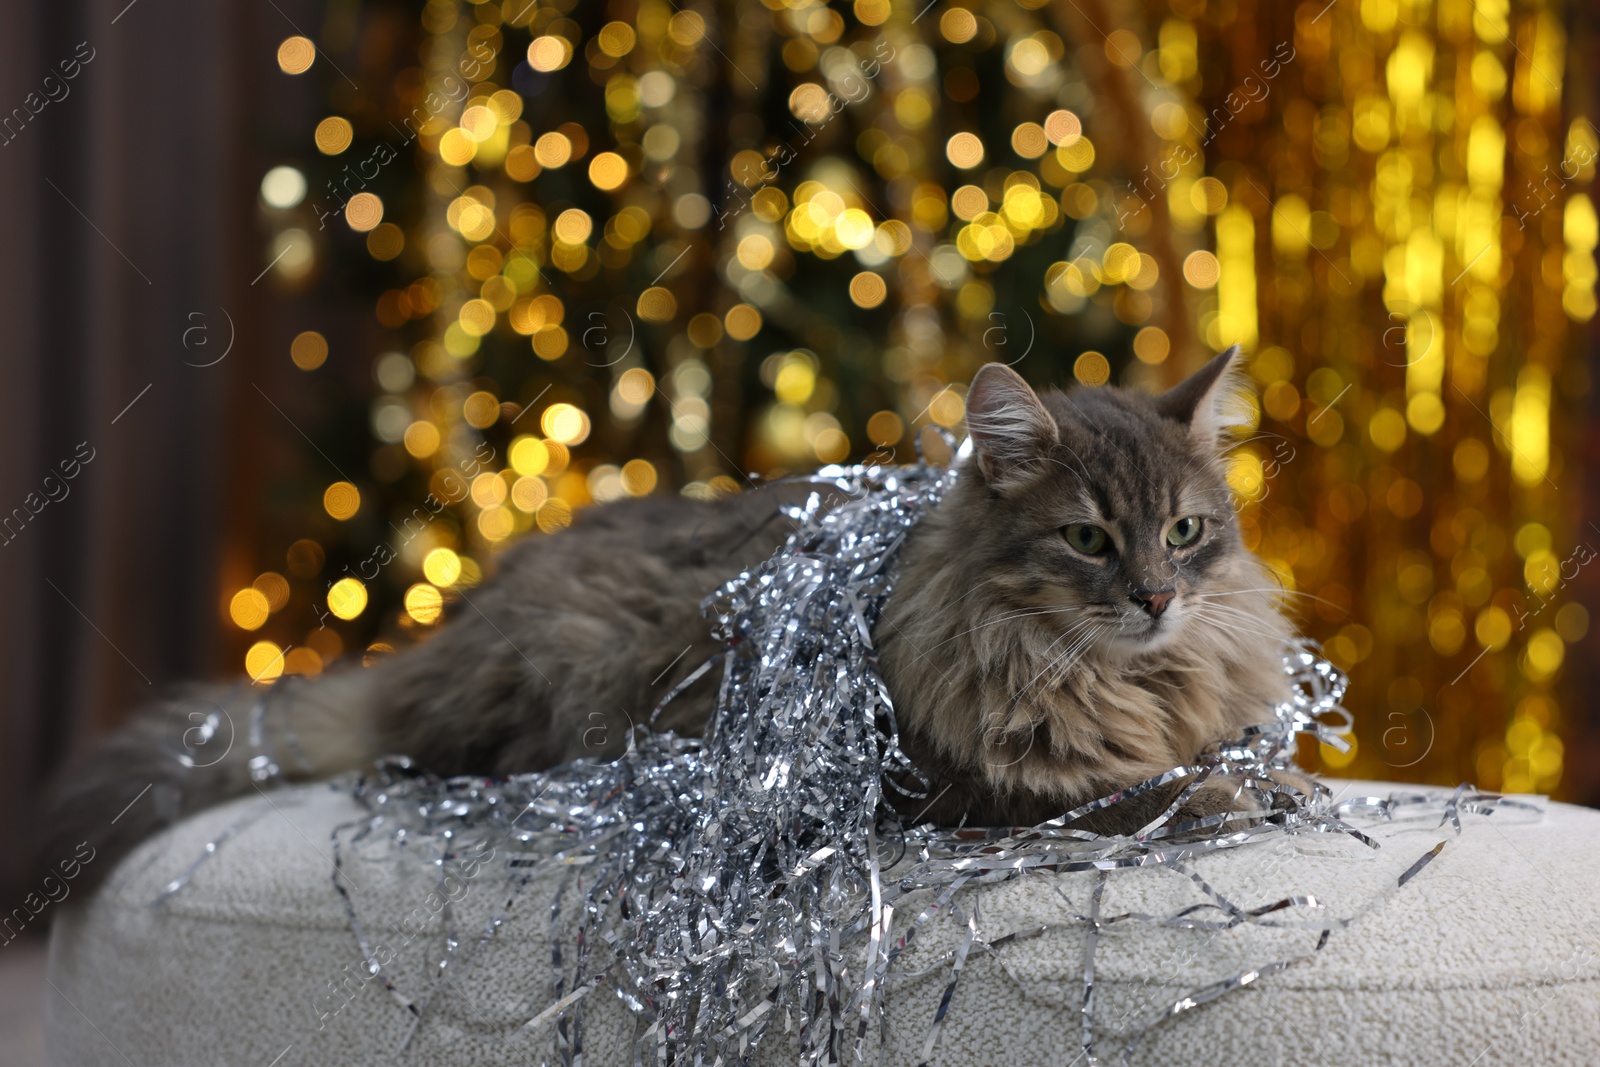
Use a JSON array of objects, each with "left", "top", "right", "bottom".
[
  {"left": 1015, "top": 623, "right": 1103, "bottom": 704},
  {"left": 1190, "top": 587, "right": 1347, "bottom": 611},
  {"left": 913, "top": 604, "right": 1088, "bottom": 656},
  {"left": 1040, "top": 626, "right": 1105, "bottom": 694},
  {"left": 1185, "top": 606, "right": 1289, "bottom": 644}
]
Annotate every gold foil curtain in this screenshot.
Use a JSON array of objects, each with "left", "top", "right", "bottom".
[{"left": 242, "top": 0, "right": 1591, "bottom": 798}]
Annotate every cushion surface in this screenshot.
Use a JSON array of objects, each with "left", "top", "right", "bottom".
[{"left": 46, "top": 778, "right": 1600, "bottom": 1065}]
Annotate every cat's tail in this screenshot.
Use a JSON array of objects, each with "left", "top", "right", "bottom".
[{"left": 36, "top": 666, "right": 380, "bottom": 894}]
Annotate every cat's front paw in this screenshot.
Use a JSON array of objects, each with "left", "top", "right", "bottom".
[
  {"left": 1174, "top": 776, "right": 1269, "bottom": 831},
  {"left": 1175, "top": 769, "right": 1317, "bottom": 830}
]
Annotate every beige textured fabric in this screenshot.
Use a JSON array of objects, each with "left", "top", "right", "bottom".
[{"left": 46, "top": 779, "right": 1600, "bottom": 1065}]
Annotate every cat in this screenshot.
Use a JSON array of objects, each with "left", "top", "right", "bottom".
[{"left": 40, "top": 346, "right": 1305, "bottom": 889}]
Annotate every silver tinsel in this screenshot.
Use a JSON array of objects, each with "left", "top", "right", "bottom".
[{"left": 164, "top": 449, "right": 1536, "bottom": 1065}]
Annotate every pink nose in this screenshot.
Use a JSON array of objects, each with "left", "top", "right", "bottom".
[{"left": 1133, "top": 590, "right": 1174, "bottom": 617}]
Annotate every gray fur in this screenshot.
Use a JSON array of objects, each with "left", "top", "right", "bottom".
[{"left": 40, "top": 349, "right": 1305, "bottom": 889}]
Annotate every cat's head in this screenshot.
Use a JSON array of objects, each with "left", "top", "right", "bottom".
[{"left": 951, "top": 346, "right": 1258, "bottom": 658}]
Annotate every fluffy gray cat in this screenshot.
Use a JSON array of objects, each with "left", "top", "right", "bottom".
[{"left": 41, "top": 347, "right": 1305, "bottom": 886}]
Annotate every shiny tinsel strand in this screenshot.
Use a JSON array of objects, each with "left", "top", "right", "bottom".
[{"left": 164, "top": 450, "right": 1537, "bottom": 1064}]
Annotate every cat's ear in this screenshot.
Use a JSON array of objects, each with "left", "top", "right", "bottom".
[
  {"left": 964, "top": 363, "right": 1059, "bottom": 483},
  {"left": 1155, "top": 345, "right": 1249, "bottom": 450}
]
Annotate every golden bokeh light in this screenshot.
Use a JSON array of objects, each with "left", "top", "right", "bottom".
[
  {"left": 245, "top": 641, "right": 285, "bottom": 682},
  {"left": 849, "top": 272, "right": 887, "bottom": 308},
  {"left": 229, "top": 588, "right": 270, "bottom": 631},
  {"left": 327, "top": 578, "right": 367, "bottom": 621},
  {"left": 542, "top": 403, "right": 591, "bottom": 445},
  {"left": 1181, "top": 250, "right": 1220, "bottom": 288},
  {"left": 620, "top": 459, "right": 657, "bottom": 496},
  {"left": 618, "top": 368, "right": 655, "bottom": 404},
  {"left": 598, "top": 21, "right": 636, "bottom": 57},
  {"left": 1073, "top": 351, "right": 1111, "bottom": 386},
  {"left": 945, "top": 132, "right": 984, "bottom": 169},
  {"left": 588, "top": 152, "right": 628, "bottom": 191},
  {"left": 345, "top": 193, "right": 383, "bottom": 232},
  {"left": 240, "top": 0, "right": 1595, "bottom": 805},
  {"left": 252, "top": 572, "right": 290, "bottom": 612},
  {"left": 276, "top": 37, "right": 314, "bottom": 75},
  {"left": 405, "top": 583, "right": 444, "bottom": 624},
  {"left": 553, "top": 208, "right": 593, "bottom": 244},
  {"left": 314, "top": 116, "right": 353, "bottom": 155},
  {"left": 534, "top": 132, "right": 572, "bottom": 168},
  {"left": 1044, "top": 109, "right": 1081, "bottom": 146},
  {"left": 725, "top": 303, "right": 762, "bottom": 340},
  {"left": 322, "top": 481, "right": 360, "bottom": 520},
  {"left": 637, "top": 286, "right": 677, "bottom": 322},
  {"left": 528, "top": 36, "right": 573, "bottom": 73},
  {"left": 290, "top": 330, "right": 327, "bottom": 371}
]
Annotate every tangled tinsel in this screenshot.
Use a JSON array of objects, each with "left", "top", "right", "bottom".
[{"left": 165, "top": 450, "right": 1530, "bottom": 1064}]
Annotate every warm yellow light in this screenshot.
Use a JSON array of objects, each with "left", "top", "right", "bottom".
[
  {"left": 1182, "top": 250, "right": 1220, "bottom": 288},
  {"left": 725, "top": 304, "right": 762, "bottom": 340},
  {"left": 588, "top": 152, "right": 628, "bottom": 191},
  {"left": 245, "top": 641, "right": 285, "bottom": 682},
  {"left": 849, "top": 272, "right": 887, "bottom": 308},
  {"left": 276, "top": 37, "right": 314, "bottom": 75},
  {"left": 737, "top": 234, "right": 776, "bottom": 270},
  {"left": 290, "top": 330, "right": 328, "bottom": 370},
  {"left": 252, "top": 572, "right": 290, "bottom": 612},
  {"left": 404, "top": 421, "right": 440, "bottom": 458},
  {"left": 471, "top": 471, "right": 508, "bottom": 508},
  {"left": 314, "top": 117, "right": 353, "bottom": 155},
  {"left": 327, "top": 578, "right": 367, "bottom": 621},
  {"left": 1011, "top": 122, "right": 1048, "bottom": 159},
  {"left": 945, "top": 132, "right": 984, "bottom": 169},
  {"left": 528, "top": 36, "right": 573, "bottom": 72},
  {"left": 439, "top": 128, "right": 476, "bottom": 166},
  {"left": 344, "top": 192, "right": 382, "bottom": 232},
  {"left": 423, "top": 548, "right": 462, "bottom": 587},
  {"left": 511, "top": 476, "right": 548, "bottom": 512},
  {"left": 1133, "top": 327, "right": 1170, "bottom": 364},
  {"left": 618, "top": 368, "right": 655, "bottom": 404},
  {"left": 940, "top": 8, "right": 976, "bottom": 43},
  {"left": 814, "top": 428, "right": 850, "bottom": 464},
  {"left": 951, "top": 185, "right": 988, "bottom": 221},
  {"left": 1074, "top": 352, "right": 1111, "bottom": 386},
  {"left": 774, "top": 357, "right": 815, "bottom": 404},
  {"left": 1044, "top": 110, "right": 1081, "bottom": 146},
  {"left": 323, "top": 481, "right": 360, "bottom": 520},
  {"left": 1475, "top": 606, "right": 1512, "bottom": 650},
  {"left": 459, "top": 298, "right": 496, "bottom": 337},
  {"left": 598, "top": 21, "right": 636, "bottom": 57},
  {"left": 621, "top": 459, "right": 657, "bottom": 496},
  {"left": 460, "top": 105, "right": 497, "bottom": 143},
  {"left": 509, "top": 435, "right": 550, "bottom": 476},
  {"left": 405, "top": 583, "right": 444, "bottom": 624},
  {"left": 478, "top": 506, "right": 514, "bottom": 541},
  {"left": 637, "top": 287, "right": 677, "bottom": 322},
  {"left": 542, "top": 403, "right": 590, "bottom": 444},
  {"left": 554, "top": 208, "right": 593, "bottom": 244},
  {"left": 866, "top": 410, "right": 904, "bottom": 446},
  {"left": 229, "top": 589, "right": 270, "bottom": 631},
  {"left": 533, "top": 133, "right": 571, "bottom": 168},
  {"left": 463, "top": 390, "right": 500, "bottom": 428}
]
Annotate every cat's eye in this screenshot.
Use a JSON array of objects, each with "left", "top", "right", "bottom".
[
  {"left": 1064, "top": 523, "right": 1110, "bottom": 555},
  {"left": 1166, "top": 516, "right": 1203, "bottom": 547}
]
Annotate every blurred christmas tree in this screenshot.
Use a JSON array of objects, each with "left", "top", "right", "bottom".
[{"left": 233, "top": 0, "right": 1594, "bottom": 800}]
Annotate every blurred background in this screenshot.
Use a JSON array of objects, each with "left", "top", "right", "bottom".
[{"left": 1, "top": 0, "right": 1596, "bottom": 960}]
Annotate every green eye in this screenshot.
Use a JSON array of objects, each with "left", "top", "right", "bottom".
[
  {"left": 1167, "top": 516, "right": 1203, "bottom": 547},
  {"left": 1064, "top": 523, "right": 1109, "bottom": 554}
]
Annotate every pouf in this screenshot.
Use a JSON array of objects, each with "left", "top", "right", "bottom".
[{"left": 46, "top": 778, "right": 1600, "bottom": 1065}]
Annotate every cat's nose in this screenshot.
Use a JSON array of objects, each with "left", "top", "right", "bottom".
[{"left": 1131, "top": 589, "right": 1175, "bottom": 617}]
